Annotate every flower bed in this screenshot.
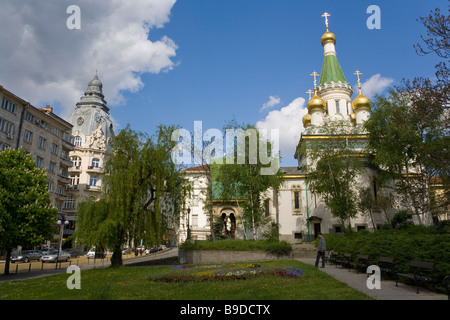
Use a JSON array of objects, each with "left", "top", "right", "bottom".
[{"left": 153, "top": 263, "right": 305, "bottom": 283}]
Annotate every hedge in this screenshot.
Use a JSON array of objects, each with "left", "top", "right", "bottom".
[{"left": 321, "top": 226, "right": 450, "bottom": 290}]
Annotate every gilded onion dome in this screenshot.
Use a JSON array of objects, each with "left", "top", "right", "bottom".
[
  {"left": 302, "top": 112, "right": 311, "bottom": 127},
  {"left": 352, "top": 86, "right": 371, "bottom": 111},
  {"left": 321, "top": 27, "right": 336, "bottom": 46},
  {"left": 307, "top": 89, "right": 326, "bottom": 112}
]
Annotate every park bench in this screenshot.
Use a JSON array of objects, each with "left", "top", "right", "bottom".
[
  {"left": 341, "top": 253, "right": 354, "bottom": 271},
  {"left": 443, "top": 275, "right": 450, "bottom": 300},
  {"left": 351, "top": 254, "right": 371, "bottom": 274},
  {"left": 377, "top": 257, "right": 396, "bottom": 278},
  {"left": 328, "top": 251, "right": 340, "bottom": 266},
  {"left": 395, "top": 260, "right": 436, "bottom": 294}
]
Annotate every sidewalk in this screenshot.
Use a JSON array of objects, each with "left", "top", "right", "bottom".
[{"left": 298, "top": 257, "right": 448, "bottom": 300}]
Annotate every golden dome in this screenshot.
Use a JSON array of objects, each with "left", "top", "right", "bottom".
[
  {"left": 351, "top": 110, "right": 356, "bottom": 122},
  {"left": 302, "top": 112, "right": 311, "bottom": 127},
  {"left": 352, "top": 90, "right": 371, "bottom": 111},
  {"left": 321, "top": 28, "right": 336, "bottom": 46},
  {"left": 307, "top": 90, "right": 326, "bottom": 112}
]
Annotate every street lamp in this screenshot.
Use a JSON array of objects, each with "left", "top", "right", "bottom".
[
  {"left": 57, "top": 216, "right": 69, "bottom": 261},
  {"left": 187, "top": 207, "right": 191, "bottom": 241}
]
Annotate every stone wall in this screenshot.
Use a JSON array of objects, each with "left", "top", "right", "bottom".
[{"left": 178, "top": 249, "right": 291, "bottom": 265}]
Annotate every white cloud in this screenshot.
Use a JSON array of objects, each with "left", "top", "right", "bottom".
[
  {"left": 360, "top": 74, "right": 394, "bottom": 98},
  {"left": 260, "top": 95, "right": 281, "bottom": 112},
  {"left": 0, "top": 0, "right": 178, "bottom": 117},
  {"left": 256, "top": 97, "right": 307, "bottom": 163}
]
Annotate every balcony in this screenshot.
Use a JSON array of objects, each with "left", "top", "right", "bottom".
[
  {"left": 86, "top": 166, "right": 103, "bottom": 173},
  {"left": 86, "top": 185, "right": 102, "bottom": 192}
]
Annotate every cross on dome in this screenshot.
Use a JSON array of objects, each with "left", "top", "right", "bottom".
[
  {"left": 310, "top": 71, "right": 320, "bottom": 89},
  {"left": 322, "top": 12, "right": 331, "bottom": 29}
]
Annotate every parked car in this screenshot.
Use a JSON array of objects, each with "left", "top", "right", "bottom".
[
  {"left": 87, "top": 248, "right": 106, "bottom": 259},
  {"left": 67, "top": 249, "right": 84, "bottom": 258},
  {"left": 40, "top": 251, "right": 71, "bottom": 263},
  {"left": 11, "top": 250, "right": 43, "bottom": 263},
  {"left": 42, "top": 248, "right": 58, "bottom": 255},
  {"left": 122, "top": 248, "right": 132, "bottom": 255}
]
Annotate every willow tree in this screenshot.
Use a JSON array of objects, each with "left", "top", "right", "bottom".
[{"left": 75, "top": 125, "right": 189, "bottom": 266}]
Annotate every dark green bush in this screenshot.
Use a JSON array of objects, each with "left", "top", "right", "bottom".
[{"left": 323, "top": 226, "right": 450, "bottom": 291}]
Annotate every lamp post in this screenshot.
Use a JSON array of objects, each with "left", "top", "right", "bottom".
[
  {"left": 57, "top": 215, "right": 69, "bottom": 261},
  {"left": 187, "top": 207, "right": 191, "bottom": 241}
]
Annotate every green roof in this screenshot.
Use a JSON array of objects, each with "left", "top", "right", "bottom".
[{"left": 319, "top": 54, "right": 347, "bottom": 85}]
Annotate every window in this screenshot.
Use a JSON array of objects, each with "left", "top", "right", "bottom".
[
  {"left": 61, "top": 149, "right": 68, "bottom": 160},
  {"left": 48, "top": 161, "right": 56, "bottom": 173},
  {"left": 192, "top": 214, "right": 198, "bottom": 227},
  {"left": 0, "top": 118, "right": 4, "bottom": 131},
  {"left": 335, "top": 100, "right": 340, "bottom": 114},
  {"left": 1, "top": 99, "right": 14, "bottom": 113},
  {"left": 23, "top": 130, "right": 32, "bottom": 143},
  {"left": 74, "top": 136, "right": 82, "bottom": 147},
  {"left": 38, "top": 137, "right": 46, "bottom": 149},
  {"left": 36, "top": 156, "right": 43, "bottom": 169},
  {"left": 57, "top": 184, "right": 65, "bottom": 195},
  {"left": 294, "top": 191, "right": 300, "bottom": 209},
  {"left": 265, "top": 199, "right": 270, "bottom": 217},
  {"left": 70, "top": 174, "right": 80, "bottom": 186},
  {"left": 91, "top": 158, "right": 100, "bottom": 168},
  {"left": 48, "top": 181, "right": 54, "bottom": 192},
  {"left": 2, "top": 99, "right": 8, "bottom": 109},
  {"left": 64, "top": 195, "right": 75, "bottom": 210},
  {"left": 51, "top": 143, "right": 58, "bottom": 154},
  {"left": 25, "top": 112, "right": 34, "bottom": 122},
  {"left": 89, "top": 175, "right": 98, "bottom": 186},
  {"left": 71, "top": 156, "right": 81, "bottom": 167}
]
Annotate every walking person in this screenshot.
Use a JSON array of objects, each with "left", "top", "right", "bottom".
[{"left": 315, "top": 232, "right": 326, "bottom": 268}]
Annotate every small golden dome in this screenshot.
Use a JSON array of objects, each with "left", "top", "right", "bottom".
[
  {"left": 307, "top": 91, "right": 326, "bottom": 112},
  {"left": 302, "top": 112, "right": 311, "bottom": 127},
  {"left": 321, "top": 28, "right": 336, "bottom": 46},
  {"left": 351, "top": 111, "right": 356, "bottom": 122},
  {"left": 352, "top": 90, "right": 371, "bottom": 111}
]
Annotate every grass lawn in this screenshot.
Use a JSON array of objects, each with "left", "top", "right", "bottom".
[{"left": 0, "top": 260, "right": 371, "bottom": 300}]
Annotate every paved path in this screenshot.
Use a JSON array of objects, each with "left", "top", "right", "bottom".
[{"left": 298, "top": 257, "right": 448, "bottom": 300}]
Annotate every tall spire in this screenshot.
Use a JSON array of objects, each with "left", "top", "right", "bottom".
[{"left": 317, "top": 12, "right": 352, "bottom": 96}]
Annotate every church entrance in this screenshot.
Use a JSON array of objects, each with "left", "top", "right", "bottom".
[{"left": 314, "top": 223, "right": 321, "bottom": 240}]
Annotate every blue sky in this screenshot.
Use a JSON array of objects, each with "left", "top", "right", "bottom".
[{"left": 0, "top": 0, "right": 447, "bottom": 166}]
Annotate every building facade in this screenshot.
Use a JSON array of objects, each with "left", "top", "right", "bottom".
[
  {"left": 65, "top": 75, "right": 115, "bottom": 242},
  {"left": 180, "top": 14, "right": 432, "bottom": 244},
  {"left": 0, "top": 85, "right": 75, "bottom": 245}
]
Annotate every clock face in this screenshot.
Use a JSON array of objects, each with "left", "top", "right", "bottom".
[{"left": 77, "top": 117, "right": 84, "bottom": 125}]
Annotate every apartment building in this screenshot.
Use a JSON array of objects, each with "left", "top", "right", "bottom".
[{"left": 0, "top": 85, "right": 75, "bottom": 244}]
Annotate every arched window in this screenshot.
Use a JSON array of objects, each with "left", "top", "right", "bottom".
[{"left": 74, "top": 136, "right": 82, "bottom": 147}]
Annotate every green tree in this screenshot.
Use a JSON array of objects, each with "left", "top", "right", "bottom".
[
  {"left": 304, "top": 122, "right": 365, "bottom": 227},
  {"left": 213, "top": 122, "right": 284, "bottom": 240},
  {"left": 75, "top": 125, "right": 189, "bottom": 266},
  {"left": 0, "top": 149, "right": 57, "bottom": 275}
]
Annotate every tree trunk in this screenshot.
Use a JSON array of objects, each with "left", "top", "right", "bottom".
[
  {"left": 110, "top": 245, "right": 123, "bottom": 267},
  {"left": 3, "top": 248, "right": 11, "bottom": 275}
]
